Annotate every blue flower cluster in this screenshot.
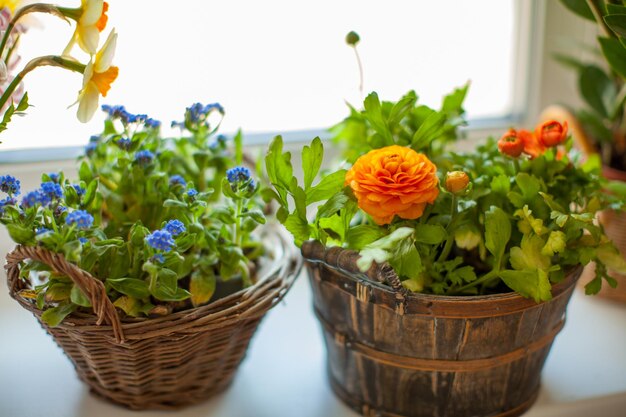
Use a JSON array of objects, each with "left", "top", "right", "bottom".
[
  {"left": 134, "top": 150, "right": 155, "bottom": 166},
  {"left": 169, "top": 175, "right": 187, "bottom": 187},
  {"left": 85, "top": 142, "right": 97, "bottom": 156},
  {"left": 48, "top": 173, "right": 60, "bottom": 183},
  {"left": 187, "top": 188, "right": 198, "bottom": 198},
  {"left": 65, "top": 210, "right": 94, "bottom": 229},
  {"left": 21, "top": 190, "right": 51, "bottom": 208},
  {"left": 227, "top": 166, "right": 254, "bottom": 185},
  {"left": 101, "top": 105, "right": 161, "bottom": 128},
  {"left": 72, "top": 184, "right": 86, "bottom": 197},
  {"left": 116, "top": 137, "right": 132, "bottom": 150},
  {"left": 145, "top": 229, "right": 175, "bottom": 252},
  {"left": 0, "top": 175, "right": 21, "bottom": 196},
  {"left": 171, "top": 102, "right": 225, "bottom": 129},
  {"left": 164, "top": 219, "right": 186, "bottom": 236},
  {"left": 41, "top": 181, "right": 63, "bottom": 200},
  {"left": 0, "top": 197, "right": 17, "bottom": 213}
]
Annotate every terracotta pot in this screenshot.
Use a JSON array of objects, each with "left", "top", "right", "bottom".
[{"left": 302, "top": 241, "right": 582, "bottom": 417}]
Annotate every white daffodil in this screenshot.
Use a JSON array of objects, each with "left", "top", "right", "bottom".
[
  {"left": 76, "top": 29, "right": 118, "bottom": 123},
  {"left": 63, "top": 0, "right": 108, "bottom": 55}
]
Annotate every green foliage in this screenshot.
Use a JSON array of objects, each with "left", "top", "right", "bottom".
[
  {"left": 557, "top": 1, "right": 626, "bottom": 169},
  {"left": 331, "top": 84, "right": 469, "bottom": 163},
  {"left": 0, "top": 105, "right": 267, "bottom": 326},
  {"left": 0, "top": 93, "right": 29, "bottom": 138},
  {"left": 266, "top": 89, "right": 625, "bottom": 301}
]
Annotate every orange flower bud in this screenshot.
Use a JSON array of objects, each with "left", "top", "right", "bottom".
[
  {"left": 445, "top": 171, "right": 470, "bottom": 194},
  {"left": 536, "top": 120, "right": 568, "bottom": 147},
  {"left": 497, "top": 128, "right": 525, "bottom": 157},
  {"left": 345, "top": 145, "right": 439, "bottom": 225}
]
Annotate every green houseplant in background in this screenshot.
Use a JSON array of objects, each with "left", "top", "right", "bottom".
[
  {"left": 265, "top": 84, "right": 626, "bottom": 416},
  {"left": 1, "top": 103, "right": 299, "bottom": 409},
  {"left": 555, "top": 0, "right": 626, "bottom": 301}
]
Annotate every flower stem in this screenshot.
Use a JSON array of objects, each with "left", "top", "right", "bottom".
[
  {"left": 449, "top": 269, "right": 499, "bottom": 295},
  {"left": 0, "top": 4, "right": 69, "bottom": 59},
  {"left": 235, "top": 198, "right": 244, "bottom": 248},
  {"left": 352, "top": 46, "right": 364, "bottom": 98},
  {"left": 437, "top": 194, "right": 457, "bottom": 263},
  {"left": 0, "top": 55, "right": 85, "bottom": 111}
]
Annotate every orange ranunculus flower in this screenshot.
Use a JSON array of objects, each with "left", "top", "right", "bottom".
[
  {"left": 345, "top": 145, "right": 439, "bottom": 225},
  {"left": 536, "top": 119, "right": 568, "bottom": 147},
  {"left": 498, "top": 128, "right": 525, "bottom": 157},
  {"left": 520, "top": 129, "right": 546, "bottom": 159}
]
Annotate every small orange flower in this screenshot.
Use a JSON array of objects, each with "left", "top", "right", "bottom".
[
  {"left": 536, "top": 120, "right": 568, "bottom": 147},
  {"left": 345, "top": 145, "right": 439, "bottom": 225},
  {"left": 498, "top": 128, "right": 525, "bottom": 157},
  {"left": 445, "top": 171, "right": 470, "bottom": 194},
  {"left": 520, "top": 129, "right": 546, "bottom": 159}
]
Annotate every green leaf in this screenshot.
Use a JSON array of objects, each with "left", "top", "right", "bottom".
[
  {"left": 484, "top": 206, "right": 511, "bottom": 269},
  {"left": 234, "top": 129, "right": 244, "bottom": 165},
  {"left": 284, "top": 213, "right": 311, "bottom": 247},
  {"left": 302, "top": 137, "right": 323, "bottom": 190},
  {"left": 6, "top": 224, "right": 35, "bottom": 244},
  {"left": 559, "top": 0, "right": 596, "bottom": 21},
  {"left": 411, "top": 111, "right": 446, "bottom": 150},
  {"left": 345, "top": 225, "right": 385, "bottom": 250},
  {"left": 16, "top": 92, "right": 29, "bottom": 112},
  {"left": 553, "top": 53, "right": 586, "bottom": 71},
  {"left": 82, "top": 180, "right": 98, "bottom": 207},
  {"left": 491, "top": 175, "right": 510, "bottom": 194},
  {"left": 585, "top": 276, "right": 602, "bottom": 295},
  {"left": 363, "top": 92, "right": 393, "bottom": 145},
  {"left": 596, "top": 244, "right": 626, "bottom": 274},
  {"left": 307, "top": 170, "right": 347, "bottom": 204},
  {"left": 388, "top": 91, "right": 417, "bottom": 125},
  {"left": 41, "top": 303, "right": 77, "bottom": 327},
  {"left": 316, "top": 190, "right": 348, "bottom": 219},
  {"left": 190, "top": 270, "right": 216, "bottom": 307},
  {"left": 70, "top": 285, "right": 92, "bottom": 307},
  {"left": 604, "top": 14, "right": 626, "bottom": 37},
  {"left": 356, "top": 227, "right": 414, "bottom": 272},
  {"left": 579, "top": 65, "right": 615, "bottom": 117},
  {"left": 240, "top": 209, "right": 266, "bottom": 224},
  {"left": 113, "top": 296, "right": 142, "bottom": 317},
  {"left": 388, "top": 239, "right": 423, "bottom": 280},
  {"left": 576, "top": 110, "right": 614, "bottom": 143},
  {"left": 499, "top": 269, "right": 552, "bottom": 302},
  {"left": 510, "top": 234, "right": 551, "bottom": 272},
  {"left": 441, "top": 83, "right": 469, "bottom": 115},
  {"left": 542, "top": 231, "right": 567, "bottom": 257},
  {"left": 413, "top": 224, "right": 447, "bottom": 245},
  {"left": 265, "top": 136, "right": 295, "bottom": 204},
  {"left": 607, "top": 5, "right": 626, "bottom": 15},
  {"left": 164, "top": 199, "right": 188, "bottom": 208},
  {"left": 79, "top": 160, "right": 93, "bottom": 182},
  {"left": 598, "top": 37, "right": 626, "bottom": 79},
  {"left": 108, "top": 277, "right": 150, "bottom": 299}
]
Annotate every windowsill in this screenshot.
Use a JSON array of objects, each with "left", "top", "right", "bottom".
[{"left": 0, "top": 265, "right": 625, "bottom": 417}]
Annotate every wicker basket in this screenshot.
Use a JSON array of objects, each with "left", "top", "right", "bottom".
[
  {"left": 5, "top": 226, "right": 301, "bottom": 410},
  {"left": 302, "top": 241, "right": 581, "bottom": 417}
]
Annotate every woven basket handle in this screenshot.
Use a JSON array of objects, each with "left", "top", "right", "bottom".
[
  {"left": 5, "top": 245, "right": 124, "bottom": 342},
  {"left": 301, "top": 240, "right": 405, "bottom": 293}
]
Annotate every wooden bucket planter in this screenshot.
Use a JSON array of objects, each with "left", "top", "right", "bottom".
[
  {"left": 302, "top": 241, "right": 582, "bottom": 417},
  {"left": 5, "top": 227, "right": 301, "bottom": 410}
]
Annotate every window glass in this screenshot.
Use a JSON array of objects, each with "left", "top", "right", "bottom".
[{"left": 1, "top": 0, "right": 516, "bottom": 151}]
